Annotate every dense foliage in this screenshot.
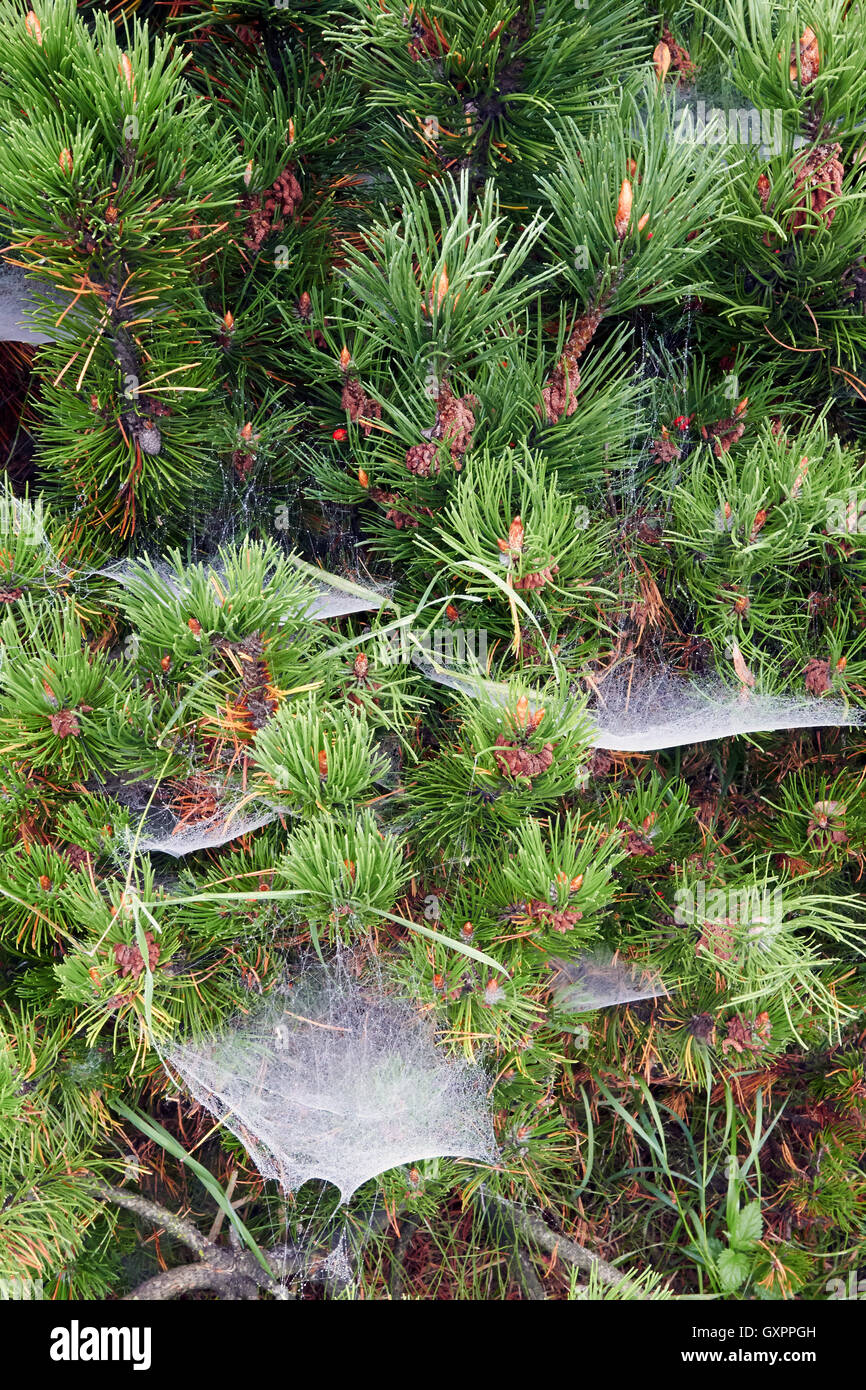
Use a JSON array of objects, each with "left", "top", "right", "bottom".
[{"left": 0, "top": 0, "right": 864, "bottom": 1301}]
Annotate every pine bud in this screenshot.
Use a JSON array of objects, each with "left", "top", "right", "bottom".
[
  {"left": 357, "top": 466, "right": 369, "bottom": 488},
  {"left": 318, "top": 749, "right": 328, "bottom": 779},
  {"left": 731, "top": 640, "right": 755, "bottom": 689},
  {"left": 497, "top": 515, "right": 524, "bottom": 555},
  {"left": 789, "top": 456, "right": 808, "bottom": 498},
  {"left": 434, "top": 265, "right": 449, "bottom": 311},
  {"left": 615, "top": 179, "right": 633, "bottom": 239},
  {"left": 118, "top": 53, "right": 134, "bottom": 91},
  {"left": 653, "top": 42, "right": 671, "bottom": 81},
  {"left": 59, "top": 148, "right": 73, "bottom": 175},
  {"left": 243, "top": 160, "right": 253, "bottom": 187},
  {"left": 25, "top": 10, "right": 42, "bottom": 43},
  {"left": 339, "top": 346, "right": 352, "bottom": 370},
  {"left": 791, "top": 25, "right": 820, "bottom": 83}
]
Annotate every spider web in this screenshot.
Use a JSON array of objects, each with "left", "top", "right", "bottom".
[
  {"left": 411, "top": 652, "right": 860, "bottom": 752},
  {"left": 549, "top": 950, "right": 669, "bottom": 1012},
  {"left": 162, "top": 963, "right": 498, "bottom": 1206}
]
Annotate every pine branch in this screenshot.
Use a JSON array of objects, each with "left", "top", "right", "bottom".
[
  {"left": 480, "top": 1190, "right": 635, "bottom": 1291},
  {"left": 95, "top": 1184, "right": 296, "bottom": 1301}
]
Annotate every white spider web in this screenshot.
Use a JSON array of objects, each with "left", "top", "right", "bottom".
[{"left": 163, "top": 964, "right": 498, "bottom": 1206}]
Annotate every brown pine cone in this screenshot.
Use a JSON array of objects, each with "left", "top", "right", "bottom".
[
  {"left": 493, "top": 737, "right": 554, "bottom": 779},
  {"left": 405, "top": 442, "right": 440, "bottom": 477},
  {"left": 790, "top": 144, "right": 843, "bottom": 235},
  {"left": 436, "top": 381, "right": 477, "bottom": 459},
  {"left": 341, "top": 378, "right": 382, "bottom": 435},
  {"left": 803, "top": 658, "right": 832, "bottom": 694}
]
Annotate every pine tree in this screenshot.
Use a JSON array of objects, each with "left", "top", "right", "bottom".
[{"left": 0, "top": 0, "right": 864, "bottom": 1304}]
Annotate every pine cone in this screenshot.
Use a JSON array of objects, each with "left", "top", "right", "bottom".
[
  {"left": 807, "top": 799, "right": 848, "bottom": 847},
  {"left": 651, "top": 435, "right": 681, "bottom": 463},
  {"left": 539, "top": 306, "right": 604, "bottom": 424},
  {"left": 50, "top": 709, "right": 80, "bottom": 739},
  {"left": 803, "top": 658, "right": 832, "bottom": 694},
  {"left": 661, "top": 26, "right": 696, "bottom": 83},
  {"left": 435, "top": 382, "right": 477, "bottom": 460},
  {"left": 540, "top": 359, "right": 579, "bottom": 425},
  {"left": 701, "top": 415, "right": 745, "bottom": 456},
  {"left": 114, "top": 931, "right": 159, "bottom": 980},
  {"left": 568, "top": 305, "right": 605, "bottom": 358},
  {"left": 62, "top": 844, "right": 89, "bottom": 869},
  {"left": 523, "top": 899, "right": 583, "bottom": 933},
  {"left": 232, "top": 449, "right": 256, "bottom": 479},
  {"left": 341, "top": 378, "right": 381, "bottom": 435},
  {"left": 405, "top": 442, "right": 440, "bottom": 477},
  {"left": 272, "top": 165, "right": 303, "bottom": 218},
  {"left": 493, "top": 737, "right": 554, "bottom": 779},
  {"left": 241, "top": 165, "right": 302, "bottom": 252},
  {"left": 790, "top": 144, "right": 843, "bottom": 236},
  {"left": 722, "top": 1012, "right": 771, "bottom": 1057},
  {"left": 513, "top": 561, "right": 559, "bottom": 591}
]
